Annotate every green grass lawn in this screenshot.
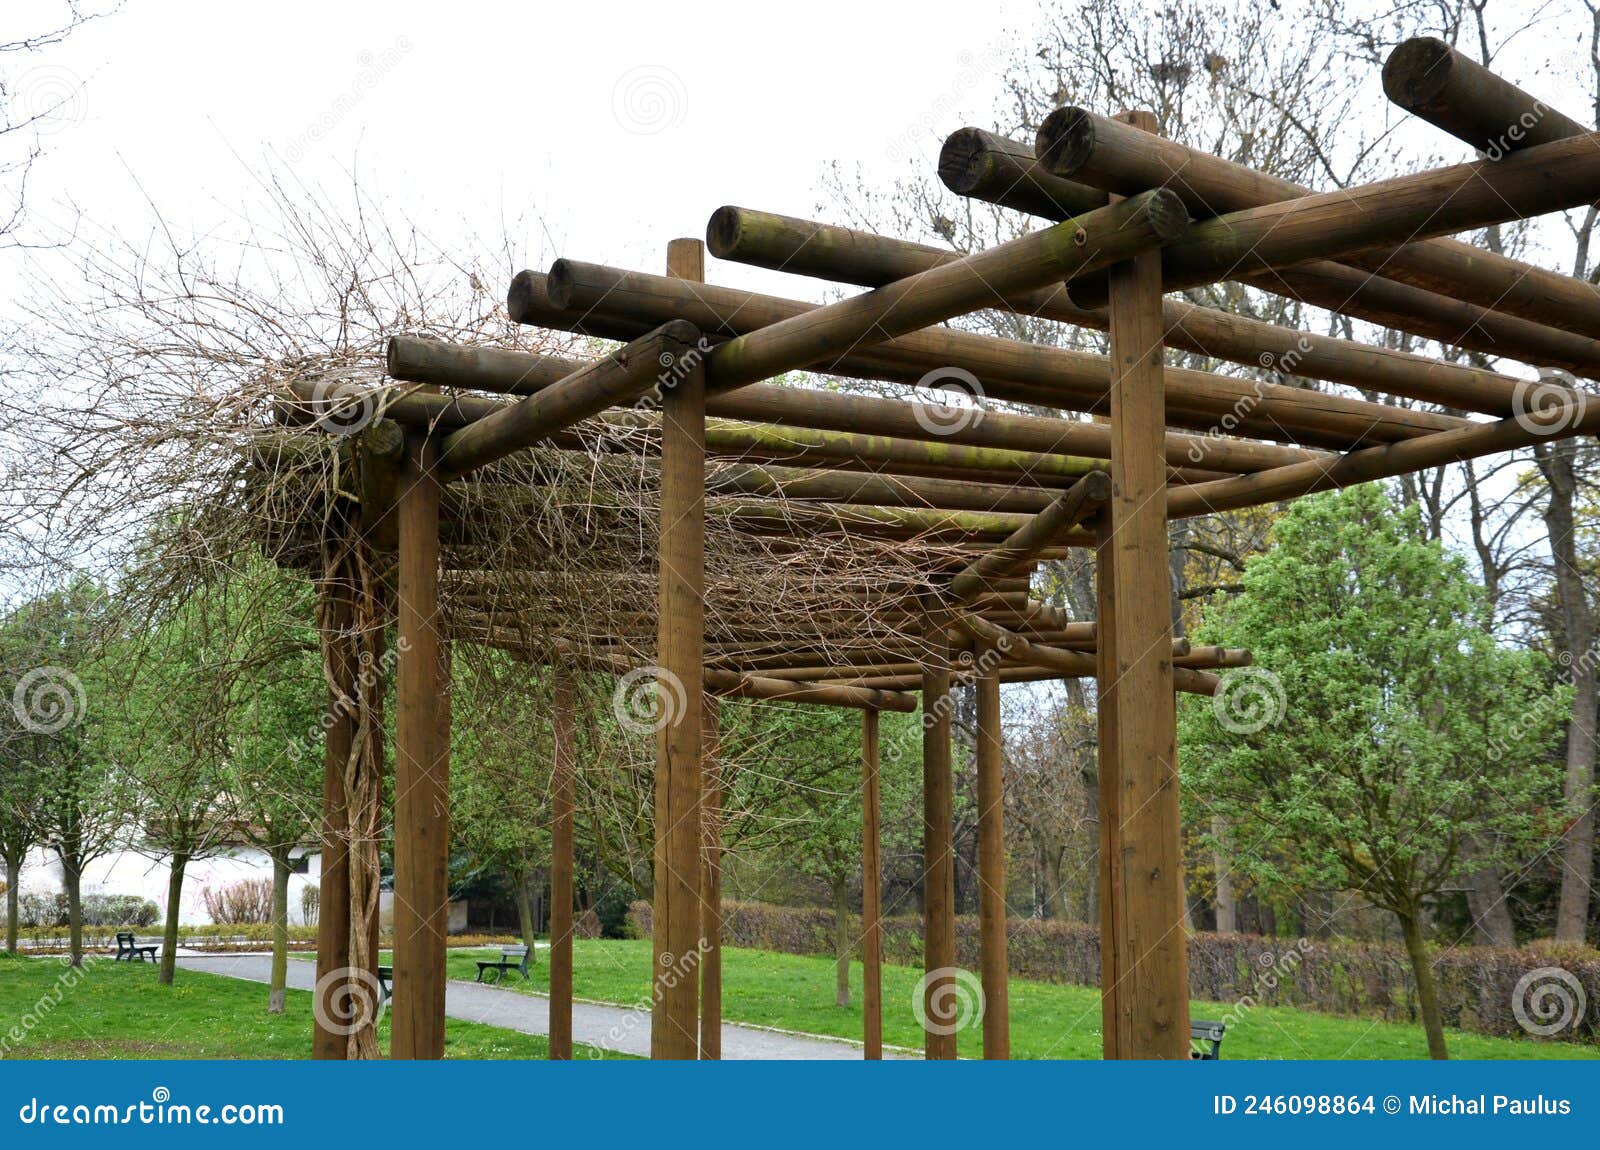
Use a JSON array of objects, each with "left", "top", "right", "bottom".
[
  {"left": 0, "top": 952, "right": 624, "bottom": 1060},
  {"left": 440, "top": 939, "right": 1600, "bottom": 1060}
]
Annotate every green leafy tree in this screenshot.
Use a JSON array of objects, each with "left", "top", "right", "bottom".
[
  {"left": 217, "top": 559, "right": 324, "bottom": 1012},
  {"left": 450, "top": 651, "right": 554, "bottom": 952},
  {"left": 1180, "top": 484, "right": 1565, "bottom": 1059},
  {"left": 748, "top": 703, "right": 922, "bottom": 1008},
  {"left": 105, "top": 591, "right": 235, "bottom": 985},
  {"left": 2, "top": 578, "right": 130, "bottom": 967}
]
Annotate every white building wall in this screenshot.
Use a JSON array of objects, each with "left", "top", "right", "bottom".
[{"left": 16, "top": 841, "right": 323, "bottom": 927}]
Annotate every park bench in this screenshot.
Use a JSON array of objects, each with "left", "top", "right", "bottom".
[
  {"left": 1190, "top": 1019, "right": 1226, "bottom": 1060},
  {"left": 475, "top": 945, "right": 531, "bottom": 984},
  {"left": 114, "top": 932, "right": 159, "bottom": 963},
  {"left": 377, "top": 965, "right": 392, "bottom": 1003}
]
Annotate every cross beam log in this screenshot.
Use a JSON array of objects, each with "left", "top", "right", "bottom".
[
  {"left": 1042, "top": 107, "right": 1600, "bottom": 355},
  {"left": 945, "top": 472, "right": 1112, "bottom": 601},
  {"left": 709, "top": 204, "right": 1546, "bottom": 418},
  {"left": 540, "top": 263, "right": 1468, "bottom": 449},
  {"left": 436, "top": 321, "right": 701, "bottom": 476}
]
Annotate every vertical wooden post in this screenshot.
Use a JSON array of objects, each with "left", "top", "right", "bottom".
[
  {"left": 921, "top": 598, "right": 957, "bottom": 1060},
  {"left": 1094, "top": 514, "right": 1123, "bottom": 1060},
  {"left": 312, "top": 578, "right": 352, "bottom": 1061},
  {"left": 392, "top": 435, "right": 449, "bottom": 1061},
  {"left": 975, "top": 649, "right": 1010, "bottom": 1059},
  {"left": 363, "top": 618, "right": 385, "bottom": 987},
  {"left": 1102, "top": 108, "right": 1190, "bottom": 1061},
  {"left": 650, "top": 237, "right": 706, "bottom": 1059},
  {"left": 860, "top": 707, "right": 883, "bottom": 1060},
  {"left": 549, "top": 660, "right": 575, "bottom": 1060},
  {"left": 699, "top": 694, "right": 722, "bottom": 1060}
]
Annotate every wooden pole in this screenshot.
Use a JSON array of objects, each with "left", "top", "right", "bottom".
[
  {"left": 1094, "top": 514, "right": 1122, "bottom": 1060},
  {"left": 650, "top": 237, "right": 707, "bottom": 1060},
  {"left": 700, "top": 694, "right": 723, "bottom": 1060},
  {"left": 1167, "top": 400, "right": 1600, "bottom": 519},
  {"left": 390, "top": 335, "right": 1315, "bottom": 473},
  {"left": 1383, "top": 37, "right": 1589, "bottom": 156},
  {"left": 540, "top": 262, "right": 1469, "bottom": 448},
  {"left": 945, "top": 472, "right": 1111, "bottom": 601},
  {"left": 1043, "top": 106, "right": 1600, "bottom": 348},
  {"left": 937, "top": 126, "right": 1108, "bottom": 220},
  {"left": 312, "top": 576, "right": 353, "bottom": 1061},
  {"left": 699, "top": 190, "right": 1185, "bottom": 392},
  {"left": 921, "top": 595, "right": 958, "bottom": 1060},
  {"left": 861, "top": 708, "right": 883, "bottom": 1060},
  {"left": 975, "top": 647, "right": 1009, "bottom": 1059},
  {"left": 549, "top": 660, "right": 575, "bottom": 1060},
  {"left": 1101, "top": 112, "right": 1190, "bottom": 1060},
  {"left": 392, "top": 434, "right": 449, "bottom": 1060},
  {"left": 708, "top": 204, "right": 1545, "bottom": 419},
  {"left": 436, "top": 320, "right": 699, "bottom": 476}
]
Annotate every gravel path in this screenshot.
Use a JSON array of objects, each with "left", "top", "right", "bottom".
[{"left": 176, "top": 953, "right": 904, "bottom": 1060}]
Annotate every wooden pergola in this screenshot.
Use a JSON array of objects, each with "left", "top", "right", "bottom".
[{"left": 276, "top": 39, "right": 1600, "bottom": 1060}]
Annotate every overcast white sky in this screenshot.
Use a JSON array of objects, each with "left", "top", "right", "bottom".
[{"left": 3, "top": 0, "right": 1039, "bottom": 303}]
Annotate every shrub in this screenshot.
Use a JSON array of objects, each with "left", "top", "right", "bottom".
[
  {"left": 300, "top": 884, "right": 320, "bottom": 927},
  {"left": 202, "top": 878, "right": 274, "bottom": 924},
  {"left": 79, "top": 895, "right": 159, "bottom": 927},
  {"left": 627, "top": 900, "right": 1600, "bottom": 1044}
]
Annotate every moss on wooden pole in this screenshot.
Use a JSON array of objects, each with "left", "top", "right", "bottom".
[
  {"left": 710, "top": 203, "right": 1546, "bottom": 419},
  {"left": 542, "top": 261, "right": 1469, "bottom": 449},
  {"left": 698, "top": 190, "right": 1189, "bottom": 393}
]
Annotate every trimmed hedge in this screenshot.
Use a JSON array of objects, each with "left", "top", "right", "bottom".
[
  {"left": 16, "top": 893, "right": 159, "bottom": 928},
  {"left": 628, "top": 900, "right": 1600, "bottom": 1043}
]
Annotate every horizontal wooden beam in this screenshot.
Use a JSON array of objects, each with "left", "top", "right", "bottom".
[
  {"left": 1065, "top": 132, "right": 1600, "bottom": 312},
  {"left": 537, "top": 264, "right": 1466, "bottom": 450},
  {"left": 1171, "top": 395, "right": 1600, "bottom": 518},
  {"left": 436, "top": 322, "right": 700, "bottom": 476},
  {"left": 694, "top": 190, "right": 1188, "bottom": 393},
  {"left": 703, "top": 668, "right": 918, "bottom": 712},
  {"left": 1038, "top": 107, "right": 1600, "bottom": 361},
  {"left": 1383, "top": 37, "right": 1590, "bottom": 155},
  {"left": 709, "top": 204, "right": 1542, "bottom": 418},
  {"left": 945, "top": 472, "right": 1111, "bottom": 601}
]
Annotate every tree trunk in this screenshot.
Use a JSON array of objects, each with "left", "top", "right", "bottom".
[
  {"left": 1537, "top": 440, "right": 1598, "bottom": 943},
  {"left": 1463, "top": 836, "right": 1517, "bottom": 948},
  {"left": 515, "top": 872, "right": 538, "bottom": 954},
  {"left": 1039, "top": 840, "right": 1068, "bottom": 920},
  {"left": 63, "top": 859, "right": 83, "bottom": 969},
  {"left": 159, "top": 853, "right": 188, "bottom": 985},
  {"left": 4, "top": 855, "right": 19, "bottom": 953},
  {"left": 833, "top": 873, "right": 851, "bottom": 1008},
  {"left": 269, "top": 848, "right": 291, "bottom": 1014},
  {"left": 1398, "top": 910, "right": 1449, "bottom": 1060},
  {"left": 1211, "top": 817, "right": 1237, "bottom": 933}
]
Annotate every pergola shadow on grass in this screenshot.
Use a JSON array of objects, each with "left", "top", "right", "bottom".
[{"left": 255, "top": 39, "right": 1600, "bottom": 1061}]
